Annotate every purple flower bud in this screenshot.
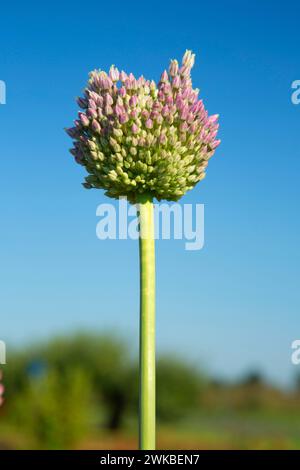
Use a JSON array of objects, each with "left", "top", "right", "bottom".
[
  {"left": 209, "top": 130, "right": 218, "bottom": 140},
  {"left": 105, "top": 93, "right": 114, "bottom": 106},
  {"left": 152, "top": 100, "right": 161, "bottom": 111},
  {"left": 132, "top": 123, "right": 139, "bottom": 134},
  {"left": 159, "top": 133, "right": 167, "bottom": 144},
  {"left": 125, "top": 73, "right": 136, "bottom": 90},
  {"left": 116, "top": 96, "right": 124, "bottom": 106},
  {"left": 137, "top": 76, "right": 146, "bottom": 86},
  {"left": 181, "top": 77, "right": 192, "bottom": 89},
  {"left": 105, "top": 104, "right": 113, "bottom": 115},
  {"left": 158, "top": 90, "right": 165, "bottom": 101},
  {"left": 115, "top": 104, "right": 124, "bottom": 116},
  {"left": 119, "top": 113, "right": 129, "bottom": 124},
  {"left": 95, "top": 95, "right": 103, "bottom": 107},
  {"left": 99, "top": 76, "right": 112, "bottom": 90},
  {"left": 109, "top": 66, "right": 119, "bottom": 82},
  {"left": 77, "top": 97, "right": 88, "bottom": 109},
  {"left": 172, "top": 76, "right": 180, "bottom": 89},
  {"left": 145, "top": 119, "right": 153, "bottom": 129},
  {"left": 129, "top": 95, "right": 138, "bottom": 107},
  {"left": 180, "top": 106, "right": 188, "bottom": 120},
  {"left": 75, "top": 155, "right": 85, "bottom": 165},
  {"left": 120, "top": 71, "right": 127, "bottom": 82},
  {"left": 208, "top": 114, "right": 219, "bottom": 124},
  {"left": 79, "top": 112, "right": 89, "bottom": 127},
  {"left": 198, "top": 110, "right": 207, "bottom": 123},
  {"left": 187, "top": 113, "right": 194, "bottom": 124},
  {"left": 181, "top": 88, "right": 190, "bottom": 100},
  {"left": 160, "top": 70, "right": 168, "bottom": 83},
  {"left": 87, "top": 108, "right": 98, "bottom": 119},
  {"left": 211, "top": 139, "right": 221, "bottom": 149},
  {"left": 142, "top": 110, "right": 149, "bottom": 120},
  {"left": 199, "top": 128, "right": 207, "bottom": 140},
  {"left": 176, "top": 94, "right": 183, "bottom": 106},
  {"left": 162, "top": 106, "right": 169, "bottom": 117},
  {"left": 88, "top": 91, "right": 99, "bottom": 101},
  {"left": 151, "top": 111, "right": 159, "bottom": 120},
  {"left": 150, "top": 80, "right": 156, "bottom": 91},
  {"left": 88, "top": 99, "right": 97, "bottom": 110},
  {"left": 166, "top": 114, "right": 174, "bottom": 124},
  {"left": 79, "top": 135, "right": 88, "bottom": 143},
  {"left": 202, "top": 119, "right": 212, "bottom": 131},
  {"left": 179, "top": 65, "right": 190, "bottom": 79},
  {"left": 182, "top": 50, "right": 195, "bottom": 69},
  {"left": 188, "top": 90, "right": 198, "bottom": 103},
  {"left": 169, "top": 60, "right": 179, "bottom": 77},
  {"left": 163, "top": 83, "right": 172, "bottom": 95},
  {"left": 130, "top": 109, "right": 138, "bottom": 119},
  {"left": 119, "top": 87, "right": 126, "bottom": 97},
  {"left": 65, "top": 127, "right": 78, "bottom": 138},
  {"left": 92, "top": 119, "right": 101, "bottom": 134},
  {"left": 180, "top": 122, "right": 188, "bottom": 132},
  {"left": 191, "top": 101, "right": 202, "bottom": 114}
]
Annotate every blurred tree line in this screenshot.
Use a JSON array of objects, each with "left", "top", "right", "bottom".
[
  {"left": 1, "top": 333, "right": 300, "bottom": 450},
  {"left": 0, "top": 333, "right": 204, "bottom": 449}
]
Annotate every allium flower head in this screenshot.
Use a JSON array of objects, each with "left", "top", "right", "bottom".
[{"left": 66, "top": 50, "right": 220, "bottom": 202}]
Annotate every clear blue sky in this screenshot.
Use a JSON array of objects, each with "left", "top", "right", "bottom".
[{"left": 0, "top": 0, "right": 299, "bottom": 386}]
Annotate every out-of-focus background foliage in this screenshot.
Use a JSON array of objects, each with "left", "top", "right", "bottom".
[{"left": 1, "top": 332, "right": 299, "bottom": 450}]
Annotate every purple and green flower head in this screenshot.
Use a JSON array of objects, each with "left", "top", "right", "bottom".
[{"left": 66, "top": 50, "right": 220, "bottom": 203}]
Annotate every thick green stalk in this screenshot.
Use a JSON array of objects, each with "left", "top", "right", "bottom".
[{"left": 138, "top": 194, "right": 156, "bottom": 450}]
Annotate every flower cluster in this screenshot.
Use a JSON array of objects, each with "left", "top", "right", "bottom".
[{"left": 66, "top": 50, "right": 220, "bottom": 202}]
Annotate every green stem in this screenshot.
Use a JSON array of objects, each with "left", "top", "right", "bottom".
[{"left": 137, "top": 193, "right": 156, "bottom": 450}]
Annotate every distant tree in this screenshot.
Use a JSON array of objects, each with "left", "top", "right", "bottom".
[
  {"left": 156, "top": 357, "right": 204, "bottom": 421},
  {"left": 33, "top": 333, "right": 133, "bottom": 431},
  {"left": 3, "top": 332, "right": 206, "bottom": 445}
]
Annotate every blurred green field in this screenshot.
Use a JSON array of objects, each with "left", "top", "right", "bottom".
[{"left": 0, "top": 333, "right": 299, "bottom": 450}]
